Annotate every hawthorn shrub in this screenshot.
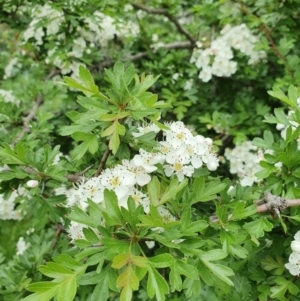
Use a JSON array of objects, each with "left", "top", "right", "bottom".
[{"left": 0, "top": 1, "right": 300, "bottom": 301}]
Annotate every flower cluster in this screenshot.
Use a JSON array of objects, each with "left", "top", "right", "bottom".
[
  {"left": 225, "top": 141, "right": 264, "bottom": 186},
  {"left": 285, "top": 230, "right": 300, "bottom": 276},
  {"left": 190, "top": 24, "right": 266, "bottom": 82},
  {"left": 64, "top": 121, "right": 218, "bottom": 241},
  {"left": 4, "top": 3, "right": 139, "bottom": 81}
]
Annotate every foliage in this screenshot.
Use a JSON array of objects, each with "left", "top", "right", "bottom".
[{"left": 1, "top": 1, "right": 300, "bottom": 301}]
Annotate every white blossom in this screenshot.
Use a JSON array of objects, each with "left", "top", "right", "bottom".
[
  {"left": 132, "top": 123, "right": 160, "bottom": 138},
  {"left": 26, "top": 180, "right": 39, "bottom": 188},
  {"left": 133, "top": 149, "right": 165, "bottom": 173},
  {"left": 191, "top": 24, "right": 266, "bottom": 82},
  {"left": 16, "top": 237, "right": 30, "bottom": 255}
]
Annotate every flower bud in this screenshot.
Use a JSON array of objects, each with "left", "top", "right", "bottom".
[
  {"left": 26, "top": 180, "right": 39, "bottom": 188},
  {"left": 291, "top": 240, "right": 300, "bottom": 252}
]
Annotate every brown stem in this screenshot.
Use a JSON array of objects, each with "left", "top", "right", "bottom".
[
  {"left": 210, "top": 195, "right": 300, "bottom": 223},
  {"left": 257, "top": 199, "right": 300, "bottom": 213},
  {"left": 10, "top": 69, "right": 59, "bottom": 147},
  {"left": 51, "top": 223, "right": 64, "bottom": 249},
  {"left": 11, "top": 94, "right": 43, "bottom": 147},
  {"left": 236, "top": 0, "right": 290, "bottom": 67},
  {"left": 66, "top": 164, "right": 94, "bottom": 182},
  {"left": 97, "top": 41, "right": 193, "bottom": 72},
  {"left": 132, "top": 3, "right": 196, "bottom": 46},
  {"left": 94, "top": 143, "right": 111, "bottom": 177}
]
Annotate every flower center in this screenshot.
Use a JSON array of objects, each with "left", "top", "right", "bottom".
[
  {"left": 110, "top": 177, "right": 120, "bottom": 187},
  {"left": 174, "top": 162, "right": 183, "bottom": 171},
  {"left": 176, "top": 132, "right": 184, "bottom": 140}
]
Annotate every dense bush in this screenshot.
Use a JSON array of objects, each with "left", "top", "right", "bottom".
[{"left": 1, "top": 1, "right": 300, "bottom": 300}]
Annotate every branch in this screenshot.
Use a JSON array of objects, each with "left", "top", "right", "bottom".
[
  {"left": 256, "top": 198, "right": 300, "bottom": 213},
  {"left": 51, "top": 223, "right": 64, "bottom": 249},
  {"left": 66, "top": 164, "right": 94, "bottom": 182},
  {"left": 210, "top": 193, "right": 300, "bottom": 223},
  {"left": 97, "top": 41, "right": 192, "bottom": 71},
  {"left": 132, "top": 3, "right": 196, "bottom": 46},
  {"left": 3, "top": 164, "right": 94, "bottom": 183},
  {"left": 10, "top": 94, "right": 43, "bottom": 147},
  {"left": 10, "top": 69, "right": 59, "bottom": 147},
  {"left": 94, "top": 143, "right": 111, "bottom": 177},
  {"left": 236, "top": 1, "right": 289, "bottom": 66}
]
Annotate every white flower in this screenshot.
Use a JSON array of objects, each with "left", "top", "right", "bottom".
[
  {"left": 165, "top": 121, "right": 193, "bottom": 149},
  {"left": 122, "top": 159, "right": 151, "bottom": 186},
  {"left": 16, "top": 237, "right": 30, "bottom": 255},
  {"left": 67, "top": 221, "right": 87, "bottom": 242},
  {"left": 101, "top": 166, "right": 135, "bottom": 205},
  {"left": 132, "top": 123, "right": 160, "bottom": 138},
  {"left": 127, "top": 188, "right": 150, "bottom": 212},
  {"left": 66, "top": 177, "right": 103, "bottom": 211},
  {"left": 164, "top": 147, "right": 194, "bottom": 181},
  {"left": 285, "top": 251, "right": 300, "bottom": 276},
  {"left": 225, "top": 141, "right": 264, "bottom": 186},
  {"left": 202, "top": 153, "right": 219, "bottom": 171},
  {"left": 184, "top": 79, "right": 193, "bottom": 90},
  {"left": 145, "top": 241, "right": 155, "bottom": 249},
  {"left": 291, "top": 241, "right": 300, "bottom": 252},
  {"left": 172, "top": 73, "right": 180, "bottom": 81},
  {"left": 199, "top": 66, "right": 212, "bottom": 82},
  {"left": 291, "top": 231, "right": 300, "bottom": 252},
  {"left": 133, "top": 149, "right": 165, "bottom": 173}
]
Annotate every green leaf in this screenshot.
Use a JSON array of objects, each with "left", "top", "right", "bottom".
[
  {"left": 90, "top": 268, "right": 110, "bottom": 301},
  {"left": 102, "top": 189, "right": 123, "bottom": 226},
  {"left": 147, "top": 176, "right": 161, "bottom": 206},
  {"left": 54, "top": 254, "right": 84, "bottom": 271},
  {"left": 170, "top": 264, "right": 182, "bottom": 292},
  {"left": 68, "top": 206, "right": 97, "bottom": 228},
  {"left": 147, "top": 266, "right": 169, "bottom": 301},
  {"left": 199, "top": 249, "right": 228, "bottom": 262},
  {"left": 39, "top": 263, "right": 73, "bottom": 279},
  {"left": 261, "top": 256, "right": 285, "bottom": 275},
  {"left": 148, "top": 254, "right": 174, "bottom": 268},
  {"left": 0, "top": 143, "right": 26, "bottom": 164},
  {"left": 109, "top": 132, "right": 120, "bottom": 154},
  {"left": 201, "top": 261, "right": 234, "bottom": 286},
  {"left": 158, "top": 178, "right": 188, "bottom": 205},
  {"left": 191, "top": 177, "right": 227, "bottom": 203},
  {"left": 23, "top": 284, "right": 58, "bottom": 301},
  {"left": 71, "top": 137, "right": 99, "bottom": 161},
  {"left": 268, "top": 86, "right": 296, "bottom": 108},
  {"left": 26, "top": 282, "right": 58, "bottom": 293},
  {"left": 79, "top": 65, "right": 95, "bottom": 88},
  {"left": 182, "top": 220, "right": 208, "bottom": 235},
  {"left": 183, "top": 278, "right": 201, "bottom": 298},
  {"left": 243, "top": 217, "right": 273, "bottom": 243},
  {"left": 112, "top": 254, "right": 131, "bottom": 269},
  {"left": 175, "top": 261, "right": 199, "bottom": 279},
  {"left": 230, "top": 203, "right": 257, "bottom": 220},
  {"left": 274, "top": 108, "right": 290, "bottom": 125},
  {"left": 57, "top": 274, "right": 77, "bottom": 301},
  {"left": 229, "top": 245, "right": 248, "bottom": 259},
  {"left": 117, "top": 265, "right": 139, "bottom": 301},
  {"left": 270, "top": 277, "right": 291, "bottom": 299},
  {"left": 83, "top": 228, "right": 100, "bottom": 245},
  {"left": 288, "top": 85, "right": 299, "bottom": 105}
]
